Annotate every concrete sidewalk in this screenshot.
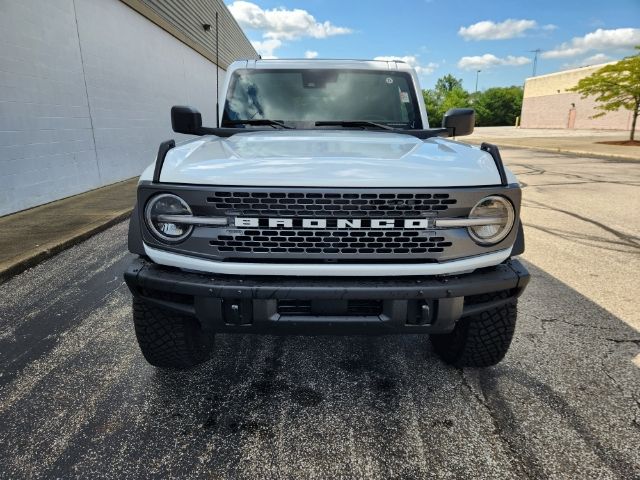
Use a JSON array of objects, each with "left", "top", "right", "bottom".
[
  {"left": 465, "top": 127, "right": 640, "bottom": 161},
  {"left": 0, "top": 179, "right": 137, "bottom": 282}
]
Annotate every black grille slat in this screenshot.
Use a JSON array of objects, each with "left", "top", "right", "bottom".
[
  {"left": 207, "top": 191, "right": 456, "bottom": 217},
  {"left": 277, "top": 300, "right": 383, "bottom": 316},
  {"left": 277, "top": 300, "right": 311, "bottom": 315},
  {"left": 210, "top": 230, "right": 454, "bottom": 255},
  {"left": 347, "top": 300, "right": 383, "bottom": 315}
]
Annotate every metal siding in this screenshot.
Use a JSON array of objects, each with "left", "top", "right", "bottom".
[
  {"left": 0, "top": 0, "right": 238, "bottom": 215},
  {"left": 121, "top": 0, "right": 257, "bottom": 68}
]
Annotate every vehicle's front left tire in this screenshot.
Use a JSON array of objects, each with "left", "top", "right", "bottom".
[
  {"left": 132, "top": 297, "right": 214, "bottom": 369},
  {"left": 430, "top": 292, "right": 517, "bottom": 368}
]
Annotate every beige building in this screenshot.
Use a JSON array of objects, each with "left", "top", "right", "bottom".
[{"left": 520, "top": 63, "right": 639, "bottom": 131}]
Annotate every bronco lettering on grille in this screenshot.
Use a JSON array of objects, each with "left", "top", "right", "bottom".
[{"left": 234, "top": 217, "right": 431, "bottom": 229}]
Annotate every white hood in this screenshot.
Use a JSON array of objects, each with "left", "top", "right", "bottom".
[{"left": 153, "top": 130, "right": 510, "bottom": 187}]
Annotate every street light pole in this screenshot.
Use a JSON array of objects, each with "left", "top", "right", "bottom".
[{"left": 475, "top": 70, "right": 481, "bottom": 93}]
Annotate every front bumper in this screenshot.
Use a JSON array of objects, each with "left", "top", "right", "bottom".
[{"left": 124, "top": 258, "right": 529, "bottom": 335}]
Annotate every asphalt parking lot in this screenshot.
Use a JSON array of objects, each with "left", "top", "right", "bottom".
[{"left": 1, "top": 147, "right": 639, "bottom": 479}]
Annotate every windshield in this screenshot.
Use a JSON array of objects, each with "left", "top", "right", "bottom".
[{"left": 222, "top": 69, "right": 423, "bottom": 129}]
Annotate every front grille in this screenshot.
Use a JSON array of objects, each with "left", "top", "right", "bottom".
[
  {"left": 207, "top": 191, "right": 457, "bottom": 217},
  {"left": 210, "top": 229, "right": 453, "bottom": 255},
  {"left": 140, "top": 184, "right": 522, "bottom": 264}
]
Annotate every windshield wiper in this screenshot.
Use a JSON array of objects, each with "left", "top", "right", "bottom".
[
  {"left": 224, "top": 119, "right": 293, "bottom": 129},
  {"left": 315, "top": 120, "right": 394, "bottom": 131}
]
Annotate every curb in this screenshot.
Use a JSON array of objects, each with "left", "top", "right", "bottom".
[
  {"left": 464, "top": 140, "right": 640, "bottom": 162},
  {"left": 0, "top": 208, "right": 132, "bottom": 284}
]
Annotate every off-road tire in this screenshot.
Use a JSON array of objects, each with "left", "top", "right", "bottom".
[
  {"left": 430, "top": 292, "right": 517, "bottom": 368},
  {"left": 132, "top": 297, "right": 214, "bottom": 369}
]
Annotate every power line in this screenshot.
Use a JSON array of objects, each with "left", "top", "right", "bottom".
[{"left": 530, "top": 49, "right": 542, "bottom": 77}]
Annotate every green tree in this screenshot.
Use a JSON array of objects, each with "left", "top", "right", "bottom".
[
  {"left": 422, "top": 87, "right": 472, "bottom": 126},
  {"left": 474, "top": 86, "right": 523, "bottom": 126},
  {"left": 423, "top": 75, "right": 471, "bottom": 126},
  {"left": 435, "top": 74, "right": 464, "bottom": 95},
  {"left": 568, "top": 48, "right": 640, "bottom": 141},
  {"left": 442, "top": 87, "right": 471, "bottom": 114},
  {"left": 422, "top": 89, "right": 443, "bottom": 127},
  {"left": 423, "top": 75, "right": 524, "bottom": 127}
]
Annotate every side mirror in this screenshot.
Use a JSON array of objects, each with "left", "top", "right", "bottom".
[
  {"left": 171, "top": 106, "right": 203, "bottom": 135},
  {"left": 442, "top": 108, "right": 475, "bottom": 137}
]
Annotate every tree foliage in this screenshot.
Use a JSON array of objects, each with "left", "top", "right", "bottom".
[
  {"left": 442, "top": 87, "right": 471, "bottom": 114},
  {"left": 568, "top": 47, "right": 640, "bottom": 140},
  {"left": 422, "top": 74, "right": 523, "bottom": 127},
  {"left": 474, "top": 86, "right": 523, "bottom": 126},
  {"left": 422, "top": 89, "right": 442, "bottom": 127},
  {"left": 422, "top": 75, "right": 466, "bottom": 126},
  {"left": 435, "top": 74, "right": 463, "bottom": 95}
]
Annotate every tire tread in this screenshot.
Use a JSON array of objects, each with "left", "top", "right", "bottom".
[
  {"left": 132, "top": 297, "right": 212, "bottom": 369},
  {"left": 431, "top": 292, "right": 517, "bottom": 368}
]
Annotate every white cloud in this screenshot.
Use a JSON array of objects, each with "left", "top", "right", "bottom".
[
  {"left": 304, "top": 50, "right": 319, "bottom": 59},
  {"left": 457, "top": 54, "right": 531, "bottom": 70},
  {"left": 228, "top": 1, "right": 351, "bottom": 41},
  {"left": 373, "top": 55, "right": 438, "bottom": 75},
  {"left": 459, "top": 19, "right": 537, "bottom": 40},
  {"left": 581, "top": 53, "right": 612, "bottom": 64},
  {"left": 251, "top": 39, "right": 281, "bottom": 58},
  {"left": 562, "top": 53, "right": 612, "bottom": 69},
  {"left": 542, "top": 28, "right": 640, "bottom": 58},
  {"left": 542, "top": 24, "right": 558, "bottom": 31}
]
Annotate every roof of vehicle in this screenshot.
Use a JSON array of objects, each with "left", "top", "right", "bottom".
[
  {"left": 228, "top": 58, "right": 416, "bottom": 72},
  {"left": 251, "top": 58, "right": 407, "bottom": 63}
]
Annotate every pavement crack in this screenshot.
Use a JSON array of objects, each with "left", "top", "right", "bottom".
[
  {"left": 605, "top": 338, "right": 640, "bottom": 346},
  {"left": 523, "top": 199, "right": 640, "bottom": 249},
  {"left": 460, "top": 370, "right": 533, "bottom": 479},
  {"left": 511, "top": 163, "right": 546, "bottom": 176},
  {"left": 460, "top": 370, "right": 490, "bottom": 409},
  {"left": 605, "top": 368, "right": 640, "bottom": 410},
  {"left": 537, "top": 316, "right": 616, "bottom": 333},
  {"left": 600, "top": 354, "right": 640, "bottom": 420},
  {"left": 522, "top": 223, "right": 640, "bottom": 254}
]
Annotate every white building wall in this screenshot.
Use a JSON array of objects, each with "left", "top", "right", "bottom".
[{"left": 0, "top": 0, "right": 224, "bottom": 216}]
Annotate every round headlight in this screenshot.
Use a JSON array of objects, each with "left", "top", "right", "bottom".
[
  {"left": 144, "top": 193, "right": 193, "bottom": 243},
  {"left": 468, "top": 195, "right": 515, "bottom": 245}
]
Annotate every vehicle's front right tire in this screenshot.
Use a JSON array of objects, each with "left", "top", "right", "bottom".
[
  {"left": 132, "top": 297, "right": 214, "bottom": 369},
  {"left": 430, "top": 292, "right": 517, "bottom": 368}
]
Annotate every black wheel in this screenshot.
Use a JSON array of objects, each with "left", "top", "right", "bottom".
[
  {"left": 132, "top": 297, "right": 214, "bottom": 369},
  {"left": 430, "top": 293, "right": 517, "bottom": 368}
]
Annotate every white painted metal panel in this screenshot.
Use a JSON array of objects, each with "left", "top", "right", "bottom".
[{"left": 144, "top": 244, "right": 513, "bottom": 277}]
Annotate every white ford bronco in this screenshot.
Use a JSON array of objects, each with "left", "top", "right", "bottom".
[{"left": 124, "top": 59, "right": 529, "bottom": 369}]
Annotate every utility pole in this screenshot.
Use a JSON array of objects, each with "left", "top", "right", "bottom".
[
  {"left": 530, "top": 49, "right": 541, "bottom": 77},
  {"left": 475, "top": 70, "right": 481, "bottom": 93}
]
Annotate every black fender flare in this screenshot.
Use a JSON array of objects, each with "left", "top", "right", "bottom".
[
  {"left": 511, "top": 220, "right": 525, "bottom": 256},
  {"left": 128, "top": 203, "right": 145, "bottom": 255}
]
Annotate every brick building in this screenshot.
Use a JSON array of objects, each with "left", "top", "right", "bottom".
[
  {"left": 520, "top": 62, "right": 639, "bottom": 132},
  {"left": 1, "top": 0, "right": 256, "bottom": 215}
]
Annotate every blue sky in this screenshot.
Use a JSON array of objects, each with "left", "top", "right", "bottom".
[{"left": 226, "top": 0, "right": 640, "bottom": 90}]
